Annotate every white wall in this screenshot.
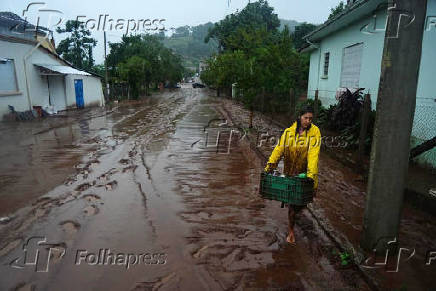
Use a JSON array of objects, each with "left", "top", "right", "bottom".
[
  {"left": 306, "top": 0, "right": 436, "bottom": 167},
  {"left": 0, "top": 39, "right": 104, "bottom": 119},
  {"left": 411, "top": 0, "right": 436, "bottom": 167},
  {"left": 0, "top": 39, "right": 32, "bottom": 115},
  {"left": 307, "top": 9, "right": 387, "bottom": 109},
  {"left": 65, "top": 75, "right": 104, "bottom": 109},
  {"left": 48, "top": 75, "right": 67, "bottom": 112}
]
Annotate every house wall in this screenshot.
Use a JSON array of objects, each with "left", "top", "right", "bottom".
[
  {"left": 48, "top": 75, "right": 67, "bottom": 112},
  {"left": 65, "top": 75, "right": 104, "bottom": 109},
  {"left": 412, "top": 0, "right": 436, "bottom": 167},
  {"left": 306, "top": 8, "right": 387, "bottom": 108},
  {"left": 307, "top": 0, "right": 436, "bottom": 168},
  {"left": 0, "top": 39, "right": 32, "bottom": 115},
  {"left": 0, "top": 39, "right": 104, "bottom": 119}
]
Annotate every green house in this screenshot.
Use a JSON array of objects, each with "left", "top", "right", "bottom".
[{"left": 302, "top": 0, "right": 436, "bottom": 168}]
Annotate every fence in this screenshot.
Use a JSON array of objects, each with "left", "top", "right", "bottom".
[
  {"left": 305, "top": 89, "right": 436, "bottom": 169},
  {"left": 108, "top": 83, "right": 129, "bottom": 101},
  {"left": 411, "top": 98, "right": 436, "bottom": 168}
]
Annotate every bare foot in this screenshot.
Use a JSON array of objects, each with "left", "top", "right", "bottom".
[{"left": 286, "top": 232, "right": 296, "bottom": 244}]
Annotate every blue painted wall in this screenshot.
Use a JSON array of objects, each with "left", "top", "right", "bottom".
[
  {"left": 307, "top": 0, "right": 436, "bottom": 168},
  {"left": 307, "top": 8, "right": 387, "bottom": 108}
]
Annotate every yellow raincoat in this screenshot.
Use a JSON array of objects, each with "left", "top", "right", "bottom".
[{"left": 264, "top": 122, "right": 321, "bottom": 189}]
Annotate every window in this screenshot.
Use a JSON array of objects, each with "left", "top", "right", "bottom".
[
  {"left": 340, "top": 43, "right": 363, "bottom": 88},
  {"left": 0, "top": 58, "right": 18, "bottom": 93},
  {"left": 323, "top": 52, "right": 330, "bottom": 77}
]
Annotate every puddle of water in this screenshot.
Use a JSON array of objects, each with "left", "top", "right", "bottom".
[
  {"left": 0, "top": 103, "right": 153, "bottom": 216},
  {"left": 0, "top": 89, "right": 369, "bottom": 290}
]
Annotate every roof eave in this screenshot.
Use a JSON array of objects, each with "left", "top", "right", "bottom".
[{"left": 304, "top": 0, "right": 386, "bottom": 42}]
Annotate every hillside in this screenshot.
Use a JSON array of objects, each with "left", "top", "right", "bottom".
[{"left": 162, "top": 19, "right": 305, "bottom": 71}]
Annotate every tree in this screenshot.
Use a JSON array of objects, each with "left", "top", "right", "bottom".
[
  {"left": 328, "top": 1, "right": 345, "bottom": 20},
  {"left": 56, "top": 20, "right": 97, "bottom": 71},
  {"left": 119, "top": 56, "right": 151, "bottom": 99},
  {"left": 173, "top": 26, "right": 191, "bottom": 37},
  {"left": 292, "top": 22, "right": 317, "bottom": 50},
  {"left": 90, "top": 64, "right": 105, "bottom": 77},
  {"left": 202, "top": 1, "right": 309, "bottom": 114},
  {"left": 205, "top": 0, "right": 280, "bottom": 52},
  {"left": 162, "top": 22, "right": 218, "bottom": 70},
  {"left": 107, "top": 34, "right": 184, "bottom": 98}
]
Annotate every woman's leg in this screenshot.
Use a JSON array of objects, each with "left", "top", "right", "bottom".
[
  {"left": 287, "top": 205, "right": 304, "bottom": 243},
  {"left": 287, "top": 205, "right": 296, "bottom": 243}
]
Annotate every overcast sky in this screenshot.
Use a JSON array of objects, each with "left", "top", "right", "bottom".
[{"left": 1, "top": 0, "right": 342, "bottom": 64}]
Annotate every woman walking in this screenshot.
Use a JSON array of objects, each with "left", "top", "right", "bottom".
[{"left": 264, "top": 106, "right": 321, "bottom": 244}]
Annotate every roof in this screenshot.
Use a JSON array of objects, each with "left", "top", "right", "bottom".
[
  {"left": 304, "top": 0, "right": 386, "bottom": 42},
  {"left": 0, "top": 34, "right": 102, "bottom": 78},
  {"left": 0, "top": 13, "right": 102, "bottom": 79},
  {"left": 0, "top": 12, "right": 49, "bottom": 36},
  {"left": 34, "top": 64, "right": 92, "bottom": 76}
]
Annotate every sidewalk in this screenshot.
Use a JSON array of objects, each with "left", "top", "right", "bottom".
[{"left": 219, "top": 97, "right": 436, "bottom": 290}]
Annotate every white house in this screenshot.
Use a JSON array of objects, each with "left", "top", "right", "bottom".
[
  {"left": 0, "top": 12, "right": 105, "bottom": 119},
  {"left": 302, "top": 0, "right": 436, "bottom": 168}
]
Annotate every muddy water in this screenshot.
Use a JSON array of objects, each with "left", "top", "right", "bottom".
[
  {"left": 0, "top": 103, "right": 155, "bottom": 216},
  {"left": 220, "top": 99, "right": 436, "bottom": 290},
  {"left": 0, "top": 89, "right": 368, "bottom": 290}
]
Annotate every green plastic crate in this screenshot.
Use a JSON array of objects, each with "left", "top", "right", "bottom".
[{"left": 260, "top": 172, "right": 314, "bottom": 205}]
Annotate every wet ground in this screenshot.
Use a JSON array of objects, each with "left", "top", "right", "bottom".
[
  {"left": 220, "top": 98, "right": 436, "bottom": 290},
  {"left": 0, "top": 87, "right": 373, "bottom": 290}
]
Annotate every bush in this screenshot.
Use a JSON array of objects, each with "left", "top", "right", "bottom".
[
  {"left": 329, "top": 88, "right": 364, "bottom": 131},
  {"left": 301, "top": 89, "right": 375, "bottom": 153}
]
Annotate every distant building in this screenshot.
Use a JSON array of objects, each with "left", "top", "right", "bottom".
[
  {"left": 0, "top": 12, "right": 104, "bottom": 119},
  {"left": 302, "top": 0, "right": 436, "bottom": 168},
  {"left": 199, "top": 61, "right": 208, "bottom": 74}
]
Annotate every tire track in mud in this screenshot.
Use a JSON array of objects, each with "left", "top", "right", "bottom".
[
  {"left": 0, "top": 91, "right": 196, "bottom": 291},
  {"left": 0, "top": 94, "right": 187, "bottom": 262},
  {"left": 131, "top": 96, "right": 284, "bottom": 289},
  {"left": 218, "top": 98, "right": 376, "bottom": 290},
  {"left": 0, "top": 89, "right": 368, "bottom": 290}
]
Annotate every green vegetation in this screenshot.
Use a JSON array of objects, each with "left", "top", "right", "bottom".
[
  {"left": 107, "top": 34, "right": 184, "bottom": 99},
  {"left": 160, "top": 17, "right": 310, "bottom": 71},
  {"left": 56, "top": 20, "right": 97, "bottom": 72},
  {"left": 279, "top": 19, "right": 301, "bottom": 32},
  {"left": 328, "top": 1, "right": 346, "bottom": 20},
  {"left": 292, "top": 22, "right": 318, "bottom": 50},
  {"left": 162, "top": 23, "right": 218, "bottom": 69},
  {"left": 297, "top": 89, "right": 376, "bottom": 152},
  {"left": 339, "top": 251, "right": 351, "bottom": 266},
  {"left": 201, "top": 0, "right": 312, "bottom": 115}
]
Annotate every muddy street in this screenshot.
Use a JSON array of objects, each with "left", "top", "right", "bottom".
[{"left": 0, "top": 88, "right": 370, "bottom": 290}]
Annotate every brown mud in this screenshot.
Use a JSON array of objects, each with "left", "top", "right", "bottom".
[{"left": 0, "top": 88, "right": 376, "bottom": 290}]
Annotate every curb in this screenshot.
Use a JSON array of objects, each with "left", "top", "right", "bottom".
[{"left": 218, "top": 101, "right": 379, "bottom": 291}]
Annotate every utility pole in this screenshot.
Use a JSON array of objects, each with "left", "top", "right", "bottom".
[
  {"left": 361, "top": 0, "right": 428, "bottom": 252},
  {"left": 104, "top": 31, "right": 109, "bottom": 102}
]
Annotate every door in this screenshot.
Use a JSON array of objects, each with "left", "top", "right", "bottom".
[
  {"left": 74, "top": 79, "right": 84, "bottom": 109},
  {"left": 49, "top": 76, "right": 67, "bottom": 111}
]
